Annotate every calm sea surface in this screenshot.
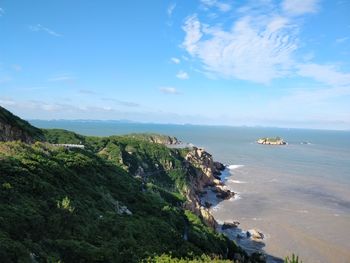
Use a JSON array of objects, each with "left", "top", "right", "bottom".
[{"left": 31, "top": 120, "right": 350, "bottom": 263}]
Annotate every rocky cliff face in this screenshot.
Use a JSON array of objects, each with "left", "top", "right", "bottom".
[
  {"left": 183, "top": 147, "right": 234, "bottom": 228},
  {"left": 0, "top": 106, "right": 43, "bottom": 143},
  {"left": 0, "top": 122, "right": 35, "bottom": 143}
]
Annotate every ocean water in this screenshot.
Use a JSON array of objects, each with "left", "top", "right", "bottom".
[{"left": 31, "top": 120, "right": 350, "bottom": 263}]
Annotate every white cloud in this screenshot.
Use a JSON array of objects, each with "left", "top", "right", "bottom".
[
  {"left": 48, "top": 74, "right": 74, "bottom": 82},
  {"left": 159, "top": 87, "right": 180, "bottom": 94},
  {"left": 171, "top": 57, "right": 181, "bottom": 64},
  {"left": 101, "top": 98, "right": 140, "bottom": 107},
  {"left": 182, "top": 14, "right": 297, "bottom": 83},
  {"left": 297, "top": 63, "right": 350, "bottom": 87},
  {"left": 176, "top": 70, "right": 189, "bottom": 79},
  {"left": 167, "top": 3, "right": 176, "bottom": 17},
  {"left": 335, "top": 37, "right": 349, "bottom": 44},
  {"left": 0, "top": 8, "right": 4, "bottom": 16},
  {"left": 29, "top": 24, "right": 62, "bottom": 37},
  {"left": 201, "top": 0, "right": 231, "bottom": 12},
  {"left": 0, "top": 98, "right": 15, "bottom": 106},
  {"left": 182, "top": 14, "right": 203, "bottom": 55},
  {"left": 282, "top": 0, "right": 319, "bottom": 16}
]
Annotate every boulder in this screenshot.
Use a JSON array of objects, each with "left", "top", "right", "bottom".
[
  {"left": 214, "top": 161, "right": 225, "bottom": 171},
  {"left": 222, "top": 221, "right": 240, "bottom": 230},
  {"left": 246, "top": 229, "right": 264, "bottom": 240},
  {"left": 216, "top": 190, "right": 235, "bottom": 200},
  {"left": 204, "top": 201, "right": 212, "bottom": 208}
]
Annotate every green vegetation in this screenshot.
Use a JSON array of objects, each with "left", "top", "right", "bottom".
[
  {"left": 144, "top": 254, "right": 232, "bottom": 262},
  {"left": 261, "top": 137, "right": 281, "bottom": 142},
  {"left": 0, "top": 141, "right": 246, "bottom": 262},
  {"left": 285, "top": 254, "right": 303, "bottom": 263},
  {"left": 0, "top": 107, "right": 265, "bottom": 262}
]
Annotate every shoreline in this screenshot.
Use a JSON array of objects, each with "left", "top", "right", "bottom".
[{"left": 200, "top": 164, "right": 268, "bottom": 258}]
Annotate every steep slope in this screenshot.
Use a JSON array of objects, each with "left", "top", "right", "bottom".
[
  {"left": 0, "top": 106, "right": 43, "bottom": 143},
  {"left": 0, "top": 141, "right": 251, "bottom": 262},
  {"left": 0, "top": 108, "right": 264, "bottom": 262}
]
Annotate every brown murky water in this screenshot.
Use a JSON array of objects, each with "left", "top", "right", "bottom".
[{"left": 207, "top": 166, "right": 350, "bottom": 263}]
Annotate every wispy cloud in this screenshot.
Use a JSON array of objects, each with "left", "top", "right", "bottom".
[
  {"left": 79, "top": 89, "right": 96, "bottom": 95},
  {"left": 159, "top": 87, "right": 181, "bottom": 94},
  {"left": 171, "top": 57, "right": 181, "bottom": 64},
  {"left": 182, "top": 13, "right": 297, "bottom": 83},
  {"left": 101, "top": 98, "right": 140, "bottom": 107},
  {"left": 297, "top": 63, "right": 350, "bottom": 87},
  {"left": 335, "top": 37, "right": 349, "bottom": 44},
  {"left": 0, "top": 7, "right": 4, "bottom": 16},
  {"left": 48, "top": 74, "right": 74, "bottom": 82},
  {"left": 282, "top": 0, "right": 319, "bottom": 16},
  {"left": 182, "top": 14, "right": 203, "bottom": 55},
  {"left": 29, "top": 24, "right": 62, "bottom": 37},
  {"left": 167, "top": 3, "right": 176, "bottom": 17},
  {"left": 176, "top": 70, "right": 189, "bottom": 80},
  {"left": 200, "top": 0, "right": 231, "bottom": 12}
]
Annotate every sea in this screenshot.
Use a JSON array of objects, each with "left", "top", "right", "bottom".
[{"left": 30, "top": 120, "right": 350, "bottom": 263}]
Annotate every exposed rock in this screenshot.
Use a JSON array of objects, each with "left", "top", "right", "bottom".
[
  {"left": 216, "top": 190, "right": 235, "bottom": 200},
  {"left": 116, "top": 202, "right": 132, "bottom": 216},
  {"left": 214, "top": 161, "right": 225, "bottom": 171},
  {"left": 222, "top": 221, "right": 240, "bottom": 230},
  {"left": 204, "top": 201, "right": 212, "bottom": 208},
  {"left": 247, "top": 229, "right": 264, "bottom": 240},
  {"left": 126, "top": 133, "right": 181, "bottom": 145},
  {"left": 0, "top": 106, "right": 43, "bottom": 143}
]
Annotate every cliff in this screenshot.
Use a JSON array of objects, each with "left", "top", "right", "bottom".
[
  {"left": 0, "top": 106, "right": 43, "bottom": 143},
  {"left": 183, "top": 147, "right": 234, "bottom": 228}
]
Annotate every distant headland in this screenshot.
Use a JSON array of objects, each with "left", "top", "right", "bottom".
[{"left": 257, "top": 137, "right": 287, "bottom": 145}]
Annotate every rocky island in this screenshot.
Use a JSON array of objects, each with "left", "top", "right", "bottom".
[{"left": 257, "top": 137, "right": 287, "bottom": 145}]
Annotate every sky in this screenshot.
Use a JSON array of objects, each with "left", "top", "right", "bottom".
[{"left": 0, "top": 0, "right": 350, "bottom": 130}]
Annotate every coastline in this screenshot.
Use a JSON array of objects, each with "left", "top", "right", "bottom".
[{"left": 198, "top": 163, "right": 269, "bottom": 260}]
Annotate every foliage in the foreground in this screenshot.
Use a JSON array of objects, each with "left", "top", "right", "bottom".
[
  {"left": 0, "top": 141, "right": 245, "bottom": 262},
  {"left": 284, "top": 254, "right": 303, "bottom": 263},
  {"left": 144, "top": 254, "right": 232, "bottom": 263}
]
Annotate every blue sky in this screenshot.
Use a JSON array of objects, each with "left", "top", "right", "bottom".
[{"left": 0, "top": 0, "right": 350, "bottom": 129}]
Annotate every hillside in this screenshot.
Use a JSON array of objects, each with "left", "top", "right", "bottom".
[
  {"left": 0, "top": 106, "right": 44, "bottom": 143},
  {"left": 0, "top": 107, "right": 265, "bottom": 262}
]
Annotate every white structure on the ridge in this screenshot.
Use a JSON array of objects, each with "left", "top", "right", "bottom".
[{"left": 53, "top": 144, "right": 85, "bottom": 149}]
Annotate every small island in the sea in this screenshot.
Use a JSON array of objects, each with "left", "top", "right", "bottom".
[{"left": 257, "top": 136, "right": 287, "bottom": 145}]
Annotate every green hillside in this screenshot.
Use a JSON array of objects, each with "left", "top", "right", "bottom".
[{"left": 0, "top": 107, "right": 265, "bottom": 262}]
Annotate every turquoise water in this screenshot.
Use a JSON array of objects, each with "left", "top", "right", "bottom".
[{"left": 31, "top": 120, "right": 350, "bottom": 262}]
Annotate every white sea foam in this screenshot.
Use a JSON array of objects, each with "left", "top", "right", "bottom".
[
  {"left": 228, "top": 164, "right": 244, "bottom": 170},
  {"left": 228, "top": 179, "right": 247, "bottom": 184},
  {"left": 297, "top": 210, "right": 309, "bottom": 214},
  {"left": 228, "top": 193, "right": 241, "bottom": 201},
  {"left": 211, "top": 204, "right": 223, "bottom": 211}
]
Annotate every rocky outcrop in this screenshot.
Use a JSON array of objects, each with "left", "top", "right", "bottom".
[
  {"left": 0, "top": 106, "right": 43, "bottom": 143},
  {"left": 257, "top": 137, "right": 286, "bottom": 145},
  {"left": 0, "top": 122, "right": 41, "bottom": 143},
  {"left": 126, "top": 133, "right": 181, "bottom": 145},
  {"left": 183, "top": 146, "right": 234, "bottom": 228},
  {"left": 222, "top": 221, "right": 240, "bottom": 230},
  {"left": 247, "top": 229, "right": 264, "bottom": 240}
]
